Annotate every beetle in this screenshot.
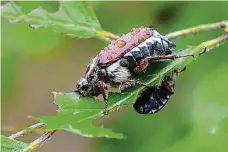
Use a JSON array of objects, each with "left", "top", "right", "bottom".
[
  {"left": 133, "top": 68, "right": 186, "bottom": 114},
  {"left": 76, "top": 27, "right": 192, "bottom": 113}
]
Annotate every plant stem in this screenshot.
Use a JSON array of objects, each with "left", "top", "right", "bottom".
[
  {"left": 202, "top": 33, "right": 228, "bottom": 49},
  {"left": 166, "top": 20, "right": 228, "bottom": 39},
  {"left": 96, "top": 21, "right": 228, "bottom": 42},
  {"left": 22, "top": 130, "right": 56, "bottom": 152},
  {"left": 9, "top": 123, "right": 44, "bottom": 140},
  {"left": 96, "top": 30, "right": 119, "bottom": 41}
]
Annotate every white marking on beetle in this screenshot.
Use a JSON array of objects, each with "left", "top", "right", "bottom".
[
  {"left": 124, "top": 52, "right": 133, "bottom": 57},
  {"left": 106, "top": 60, "right": 131, "bottom": 83}
]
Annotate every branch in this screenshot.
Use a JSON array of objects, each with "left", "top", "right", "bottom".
[
  {"left": 202, "top": 33, "right": 228, "bottom": 49},
  {"left": 96, "top": 30, "right": 119, "bottom": 41},
  {"left": 8, "top": 122, "right": 58, "bottom": 152},
  {"left": 166, "top": 20, "right": 228, "bottom": 39},
  {"left": 9, "top": 123, "right": 44, "bottom": 140},
  {"left": 97, "top": 20, "right": 228, "bottom": 41},
  {"left": 22, "top": 130, "right": 56, "bottom": 152}
]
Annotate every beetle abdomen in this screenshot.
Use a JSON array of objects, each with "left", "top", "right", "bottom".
[
  {"left": 124, "top": 35, "right": 173, "bottom": 64},
  {"left": 133, "top": 75, "right": 175, "bottom": 114}
]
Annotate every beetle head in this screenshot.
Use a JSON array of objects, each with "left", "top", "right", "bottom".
[
  {"left": 77, "top": 74, "right": 102, "bottom": 97},
  {"left": 76, "top": 58, "right": 102, "bottom": 97},
  {"left": 76, "top": 78, "right": 90, "bottom": 96}
]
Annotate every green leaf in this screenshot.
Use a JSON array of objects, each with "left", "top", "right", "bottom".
[
  {"left": 34, "top": 92, "right": 125, "bottom": 139},
  {"left": 1, "top": 135, "right": 28, "bottom": 152},
  {"left": 1, "top": 1, "right": 107, "bottom": 38}
]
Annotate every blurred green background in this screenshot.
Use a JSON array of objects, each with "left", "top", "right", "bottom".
[{"left": 1, "top": 1, "right": 228, "bottom": 152}]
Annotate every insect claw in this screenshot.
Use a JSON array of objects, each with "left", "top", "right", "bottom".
[
  {"left": 120, "top": 106, "right": 123, "bottom": 111},
  {"left": 116, "top": 105, "right": 120, "bottom": 112},
  {"left": 119, "top": 84, "right": 126, "bottom": 91},
  {"left": 193, "top": 55, "right": 197, "bottom": 61},
  {"left": 199, "top": 47, "right": 207, "bottom": 55},
  {"left": 192, "top": 47, "right": 207, "bottom": 61},
  {"left": 103, "top": 109, "right": 109, "bottom": 115},
  {"left": 106, "top": 112, "right": 110, "bottom": 118},
  {"left": 117, "top": 105, "right": 123, "bottom": 112},
  {"left": 175, "top": 67, "right": 186, "bottom": 76}
]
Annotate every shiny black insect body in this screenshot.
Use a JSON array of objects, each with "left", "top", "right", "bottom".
[{"left": 133, "top": 73, "right": 176, "bottom": 114}]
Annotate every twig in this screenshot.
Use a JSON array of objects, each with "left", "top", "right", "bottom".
[
  {"left": 184, "top": 33, "right": 228, "bottom": 60},
  {"left": 166, "top": 20, "right": 228, "bottom": 39},
  {"left": 96, "top": 30, "right": 119, "bottom": 41},
  {"left": 8, "top": 123, "right": 44, "bottom": 140},
  {"left": 202, "top": 33, "right": 228, "bottom": 49},
  {"left": 96, "top": 21, "right": 228, "bottom": 42},
  {"left": 22, "top": 130, "right": 56, "bottom": 152}
]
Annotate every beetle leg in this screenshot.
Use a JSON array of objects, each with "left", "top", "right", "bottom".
[
  {"left": 162, "top": 66, "right": 187, "bottom": 94},
  {"left": 161, "top": 66, "right": 187, "bottom": 94},
  {"left": 174, "top": 66, "right": 187, "bottom": 75},
  {"left": 161, "top": 78, "right": 174, "bottom": 95},
  {"left": 133, "top": 80, "right": 151, "bottom": 87},
  {"left": 98, "top": 81, "right": 109, "bottom": 115},
  {"left": 119, "top": 81, "right": 134, "bottom": 91},
  {"left": 119, "top": 79, "right": 151, "bottom": 91},
  {"left": 109, "top": 103, "right": 133, "bottom": 113},
  {"left": 135, "top": 58, "right": 149, "bottom": 73},
  {"left": 147, "top": 47, "right": 207, "bottom": 61},
  {"left": 146, "top": 54, "right": 195, "bottom": 61}
]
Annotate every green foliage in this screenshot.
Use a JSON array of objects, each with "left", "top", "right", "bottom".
[
  {"left": 33, "top": 44, "right": 214, "bottom": 138},
  {"left": 192, "top": 64, "right": 228, "bottom": 131},
  {"left": 1, "top": 1, "right": 104, "bottom": 38},
  {"left": 1, "top": 135, "right": 28, "bottom": 152},
  {"left": 35, "top": 92, "right": 124, "bottom": 139},
  {"left": 1, "top": 1, "right": 228, "bottom": 151}
]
